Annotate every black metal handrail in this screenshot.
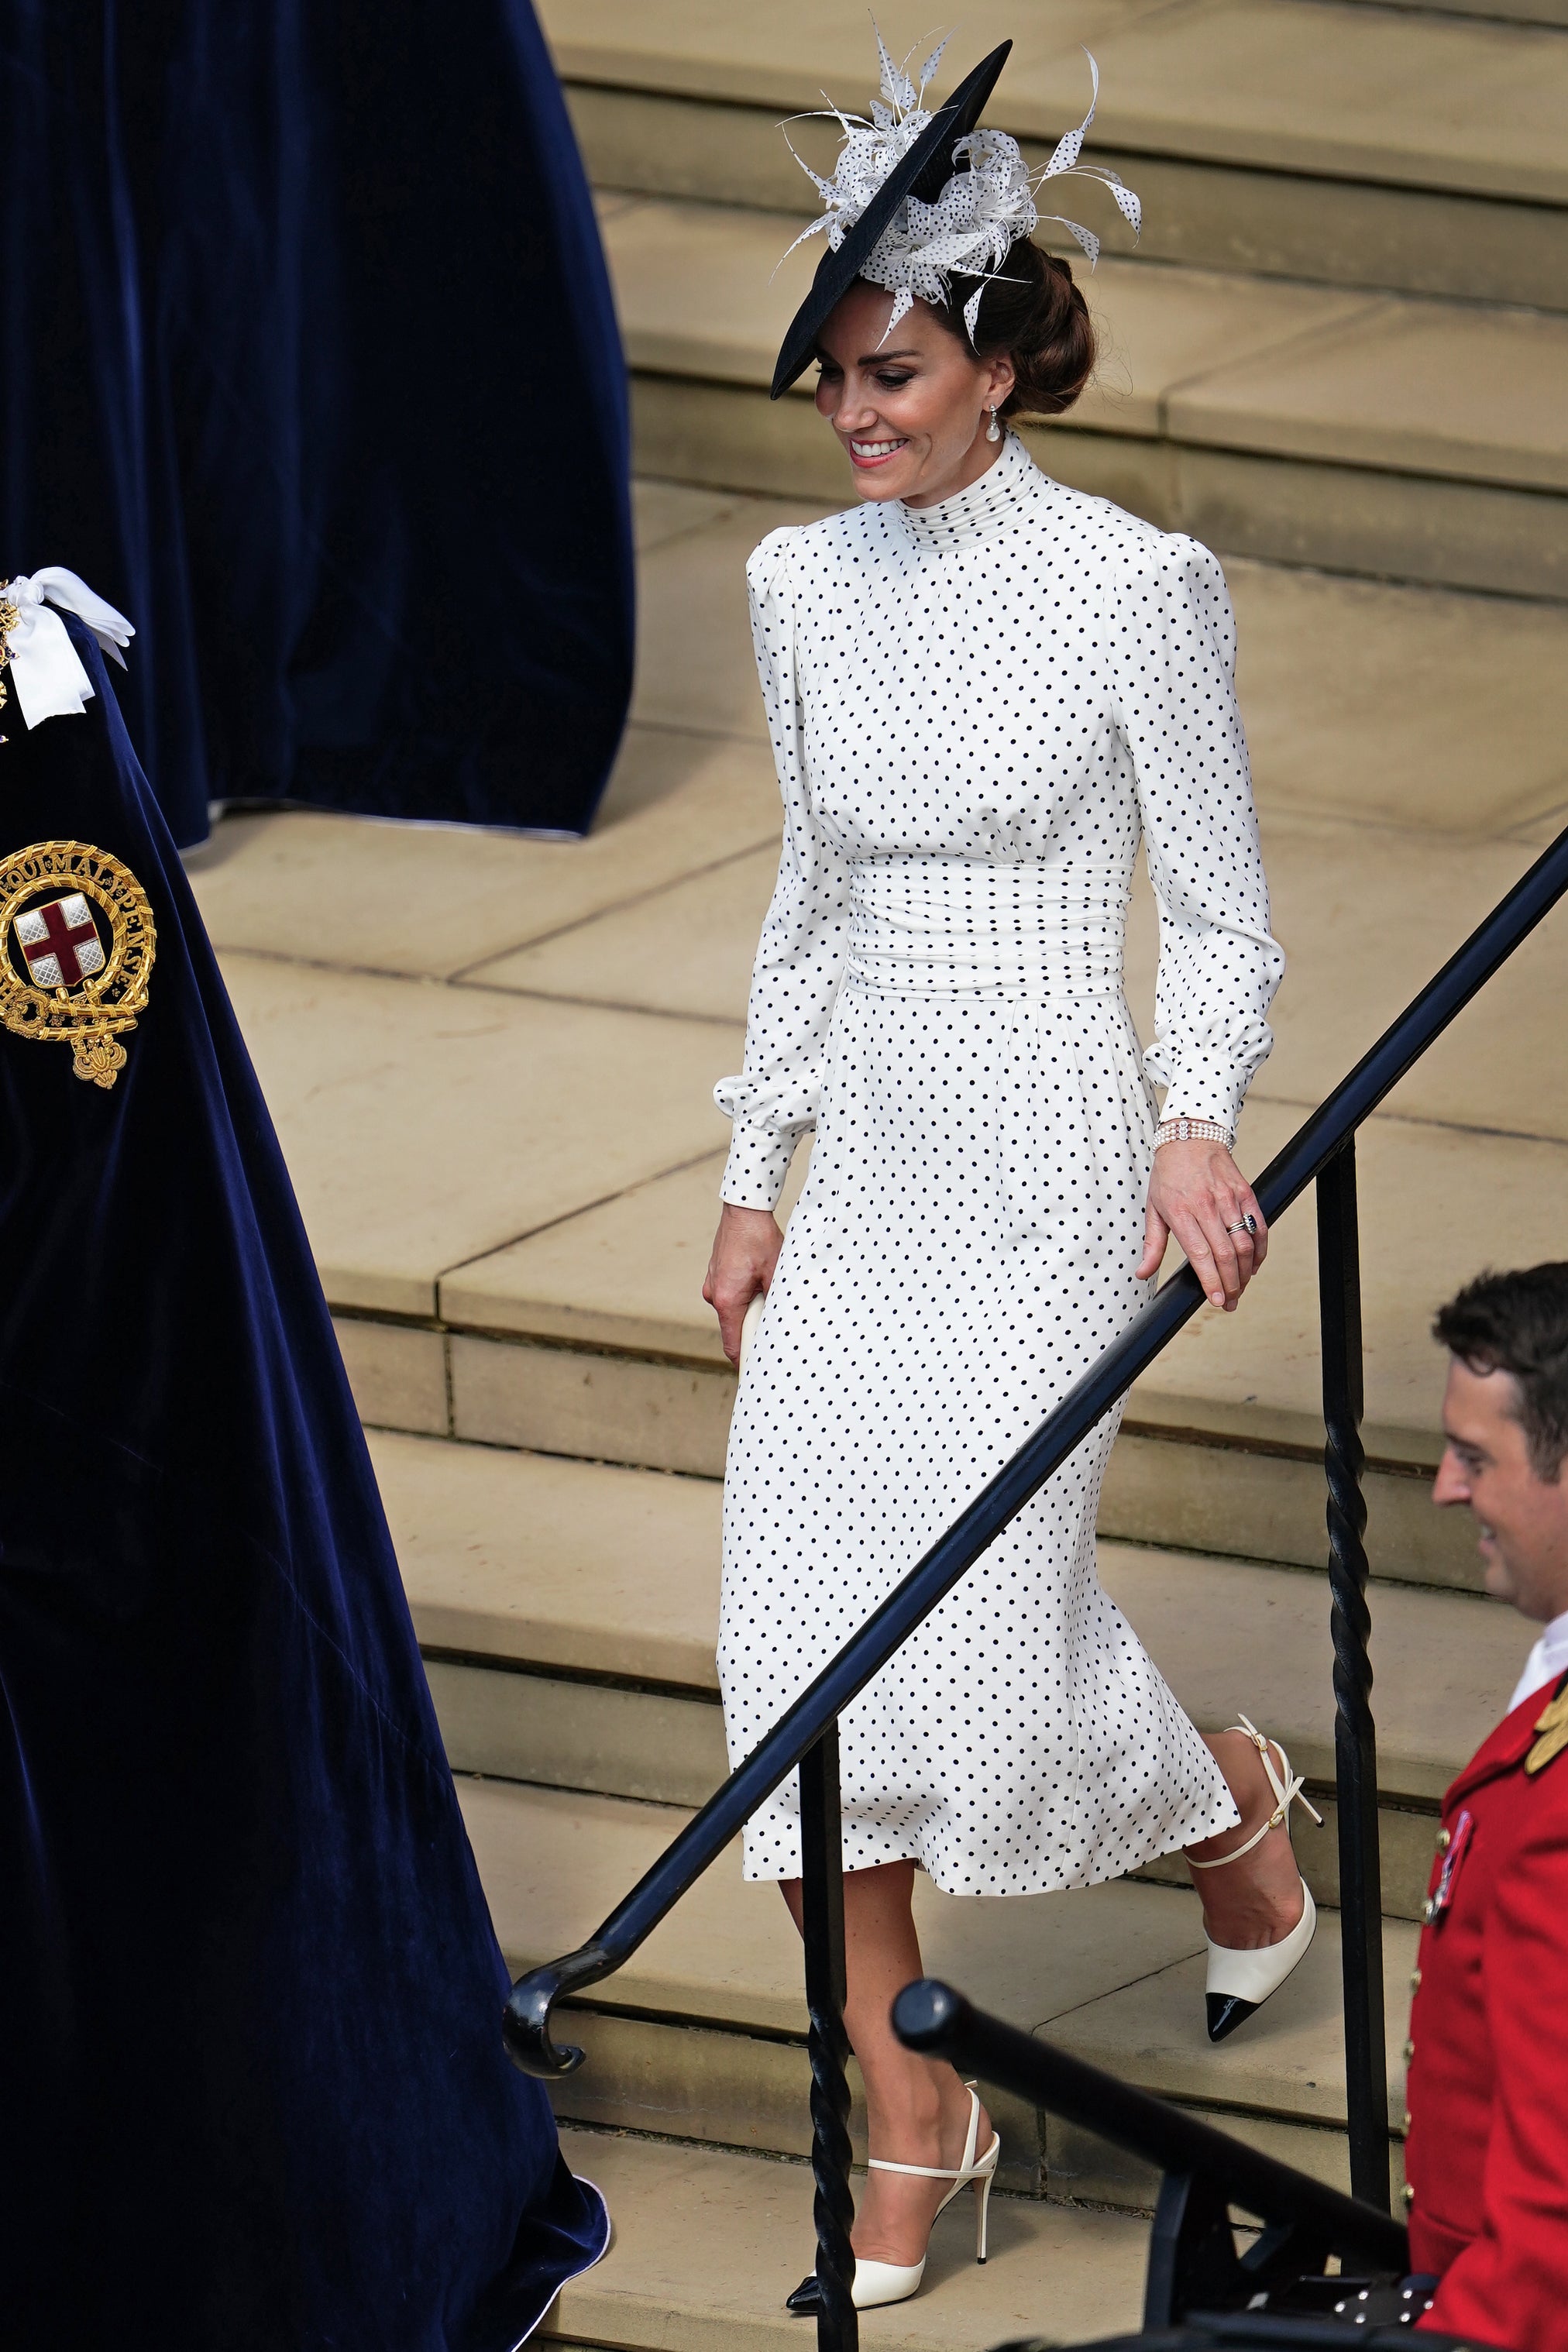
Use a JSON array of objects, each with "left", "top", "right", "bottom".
[
  {"left": 892, "top": 1977, "right": 1410, "bottom": 2304},
  {"left": 506, "top": 819, "right": 1568, "bottom": 2347}
]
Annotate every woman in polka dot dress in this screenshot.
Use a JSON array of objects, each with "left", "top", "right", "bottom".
[{"left": 703, "top": 43, "right": 1317, "bottom": 2314}]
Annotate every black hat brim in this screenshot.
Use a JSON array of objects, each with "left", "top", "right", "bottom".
[{"left": 769, "top": 40, "right": 1013, "bottom": 401}]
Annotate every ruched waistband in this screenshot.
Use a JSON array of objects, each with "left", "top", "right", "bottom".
[{"left": 845, "top": 854, "right": 1127, "bottom": 996}]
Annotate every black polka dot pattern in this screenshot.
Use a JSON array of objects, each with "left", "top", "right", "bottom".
[{"left": 713, "top": 432, "right": 1280, "bottom": 1893}]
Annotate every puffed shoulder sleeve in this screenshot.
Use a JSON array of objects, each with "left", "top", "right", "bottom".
[
  {"left": 714, "top": 531, "right": 851, "bottom": 1211},
  {"left": 1109, "top": 532, "right": 1283, "bottom": 1139}
]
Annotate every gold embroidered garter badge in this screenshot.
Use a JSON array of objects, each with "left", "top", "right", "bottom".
[{"left": 0, "top": 840, "right": 155, "bottom": 1087}]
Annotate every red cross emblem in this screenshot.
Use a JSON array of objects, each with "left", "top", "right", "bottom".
[{"left": 12, "top": 892, "right": 106, "bottom": 990}]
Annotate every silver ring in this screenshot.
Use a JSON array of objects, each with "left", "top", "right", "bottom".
[{"left": 1226, "top": 1213, "right": 1258, "bottom": 1237}]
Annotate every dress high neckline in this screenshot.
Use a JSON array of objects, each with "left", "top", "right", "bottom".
[{"left": 893, "top": 429, "right": 1037, "bottom": 548}]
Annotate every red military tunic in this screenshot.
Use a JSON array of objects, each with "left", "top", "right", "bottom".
[{"left": 1408, "top": 1666, "right": 1568, "bottom": 2350}]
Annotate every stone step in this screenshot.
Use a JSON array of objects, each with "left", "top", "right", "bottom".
[
  {"left": 333, "top": 1018, "right": 1568, "bottom": 1590},
  {"left": 462, "top": 1775, "right": 1420, "bottom": 2204},
  {"left": 1353, "top": 0, "right": 1568, "bottom": 24},
  {"left": 327, "top": 1061, "right": 1554, "bottom": 1587},
  {"left": 1353, "top": 0, "right": 1568, "bottom": 27},
  {"left": 375, "top": 1427, "right": 1528, "bottom": 1919},
  {"left": 544, "top": 0, "right": 1568, "bottom": 308},
  {"left": 336, "top": 1302, "right": 1480, "bottom": 1594},
  {"left": 542, "top": 2125, "right": 1149, "bottom": 2351},
  {"left": 338, "top": 1308, "right": 1494, "bottom": 1599},
  {"left": 595, "top": 192, "right": 1568, "bottom": 599}
]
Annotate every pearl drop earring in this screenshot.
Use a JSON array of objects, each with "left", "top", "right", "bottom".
[{"left": 985, "top": 405, "right": 1002, "bottom": 442}]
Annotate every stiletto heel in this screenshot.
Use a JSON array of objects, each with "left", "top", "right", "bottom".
[
  {"left": 974, "top": 2161, "right": 993, "bottom": 2262},
  {"left": 1191, "top": 1714, "right": 1324, "bottom": 2043},
  {"left": 786, "top": 2083, "right": 1001, "bottom": 2313}
]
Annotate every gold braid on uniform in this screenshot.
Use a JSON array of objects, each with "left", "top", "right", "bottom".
[{"left": 1526, "top": 1672, "right": 1568, "bottom": 1776}]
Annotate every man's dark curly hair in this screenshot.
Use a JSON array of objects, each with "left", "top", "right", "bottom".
[{"left": 1433, "top": 1263, "right": 1568, "bottom": 1481}]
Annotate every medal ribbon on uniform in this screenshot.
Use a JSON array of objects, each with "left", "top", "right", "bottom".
[{"left": 1428, "top": 1808, "right": 1474, "bottom": 1919}]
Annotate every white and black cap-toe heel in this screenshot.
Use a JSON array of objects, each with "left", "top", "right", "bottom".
[{"left": 1190, "top": 1718, "right": 1323, "bottom": 2044}]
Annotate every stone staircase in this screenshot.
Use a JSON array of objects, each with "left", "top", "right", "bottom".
[{"left": 184, "top": 4, "right": 1568, "bottom": 2341}]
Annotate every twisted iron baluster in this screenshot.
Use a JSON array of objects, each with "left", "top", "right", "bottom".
[
  {"left": 799, "top": 1727, "right": 858, "bottom": 2350},
  {"left": 1317, "top": 1140, "right": 1391, "bottom": 2211}
]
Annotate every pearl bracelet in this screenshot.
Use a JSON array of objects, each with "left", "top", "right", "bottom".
[{"left": 1155, "top": 1116, "right": 1234, "bottom": 1150}]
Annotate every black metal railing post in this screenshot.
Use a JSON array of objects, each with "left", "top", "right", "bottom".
[
  {"left": 799, "top": 1726, "right": 858, "bottom": 2350},
  {"left": 1317, "top": 1138, "right": 1391, "bottom": 2211}
]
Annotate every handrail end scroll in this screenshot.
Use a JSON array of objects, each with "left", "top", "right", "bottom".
[{"left": 504, "top": 1945, "right": 611, "bottom": 2079}]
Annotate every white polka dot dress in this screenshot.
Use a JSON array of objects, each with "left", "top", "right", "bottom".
[{"left": 714, "top": 432, "right": 1284, "bottom": 1893}]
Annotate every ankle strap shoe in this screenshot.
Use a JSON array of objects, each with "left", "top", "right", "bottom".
[
  {"left": 786, "top": 2085, "right": 1001, "bottom": 2313},
  {"left": 1192, "top": 1718, "right": 1323, "bottom": 2043}
]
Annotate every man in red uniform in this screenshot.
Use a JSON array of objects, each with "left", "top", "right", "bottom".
[{"left": 1408, "top": 1262, "right": 1568, "bottom": 2350}]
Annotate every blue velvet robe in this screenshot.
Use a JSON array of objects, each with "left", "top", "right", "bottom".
[
  {"left": 0, "top": 0, "right": 633, "bottom": 848},
  {"left": 0, "top": 624, "right": 607, "bottom": 2346}
]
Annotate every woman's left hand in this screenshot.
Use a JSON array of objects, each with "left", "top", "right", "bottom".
[{"left": 1136, "top": 1140, "right": 1267, "bottom": 1312}]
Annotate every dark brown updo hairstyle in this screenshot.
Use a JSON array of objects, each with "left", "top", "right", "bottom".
[{"left": 930, "top": 239, "right": 1095, "bottom": 418}]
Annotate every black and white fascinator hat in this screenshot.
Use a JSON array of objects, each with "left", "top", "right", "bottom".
[{"left": 770, "top": 29, "right": 1142, "bottom": 397}]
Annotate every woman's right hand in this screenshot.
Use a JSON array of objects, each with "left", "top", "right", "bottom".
[{"left": 703, "top": 1203, "right": 784, "bottom": 1366}]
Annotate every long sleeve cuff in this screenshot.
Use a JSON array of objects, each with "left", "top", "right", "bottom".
[
  {"left": 1154, "top": 1070, "right": 1248, "bottom": 1142},
  {"left": 720, "top": 1123, "right": 798, "bottom": 1212}
]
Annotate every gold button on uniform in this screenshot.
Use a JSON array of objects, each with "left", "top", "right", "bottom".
[
  {"left": 1402, "top": 2185, "right": 1415, "bottom": 2207},
  {"left": 1436, "top": 1827, "right": 1452, "bottom": 1852},
  {"left": 1404, "top": 2039, "right": 1416, "bottom": 2061},
  {"left": 1403, "top": 2110, "right": 1413, "bottom": 2132},
  {"left": 1410, "top": 1967, "right": 1422, "bottom": 1990}
]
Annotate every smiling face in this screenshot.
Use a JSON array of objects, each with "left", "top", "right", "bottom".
[
  {"left": 1435, "top": 1355, "right": 1568, "bottom": 1620},
  {"left": 813, "top": 280, "right": 1016, "bottom": 509}
]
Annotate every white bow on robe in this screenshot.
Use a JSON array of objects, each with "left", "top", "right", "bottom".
[{"left": 2, "top": 569, "right": 136, "bottom": 728}]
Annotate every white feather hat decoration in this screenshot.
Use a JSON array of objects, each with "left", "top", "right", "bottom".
[{"left": 780, "top": 33, "right": 1141, "bottom": 345}]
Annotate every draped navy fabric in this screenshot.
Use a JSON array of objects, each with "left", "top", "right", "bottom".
[
  {"left": 1, "top": 0, "right": 633, "bottom": 848},
  {"left": 0, "top": 628, "right": 608, "bottom": 2348}
]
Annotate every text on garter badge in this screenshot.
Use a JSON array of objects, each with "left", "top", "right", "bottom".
[{"left": 0, "top": 840, "right": 156, "bottom": 1087}]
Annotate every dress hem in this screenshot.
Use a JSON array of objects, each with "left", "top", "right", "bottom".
[{"left": 738, "top": 1789, "right": 1242, "bottom": 1898}]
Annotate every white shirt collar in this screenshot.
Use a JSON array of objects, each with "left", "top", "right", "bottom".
[{"left": 1508, "top": 1607, "right": 1568, "bottom": 1716}]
